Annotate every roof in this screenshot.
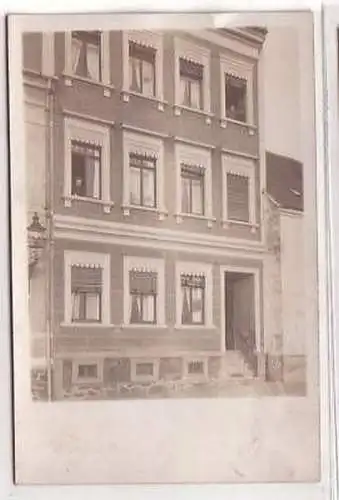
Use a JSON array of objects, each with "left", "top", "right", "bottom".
[
  {"left": 266, "top": 151, "right": 304, "bottom": 212},
  {"left": 217, "top": 26, "right": 267, "bottom": 47}
]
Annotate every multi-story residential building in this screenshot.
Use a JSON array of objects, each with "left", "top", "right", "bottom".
[{"left": 23, "top": 27, "right": 306, "bottom": 400}]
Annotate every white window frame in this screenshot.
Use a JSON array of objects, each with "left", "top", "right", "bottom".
[
  {"left": 123, "top": 256, "right": 166, "bottom": 327},
  {"left": 63, "top": 117, "right": 113, "bottom": 213},
  {"left": 130, "top": 358, "right": 160, "bottom": 383},
  {"left": 175, "top": 143, "right": 214, "bottom": 227},
  {"left": 122, "top": 30, "right": 164, "bottom": 111},
  {"left": 220, "top": 54, "right": 255, "bottom": 131},
  {"left": 64, "top": 250, "right": 111, "bottom": 326},
  {"left": 72, "top": 359, "right": 104, "bottom": 384},
  {"left": 222, "top": 154, "right": 257, "bottom": 231},
  {"left": 122, "top": 131, "right": 166, "bottom": 219},
  {"left": 64, "top": 31, "right": 112, "bottom": 96},
  {"left": 174, "top": 37, "right": 212, "bottom": 124},
  {"left": 183, "top": 357, "right": 208, "bottom": 379},
  {"left": 175, "top": 261, "right": 214, "bottom": 329}
]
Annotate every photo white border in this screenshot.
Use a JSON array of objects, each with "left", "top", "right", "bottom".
[{"left": 1, "top": 3, "right": 337, "bottom": 500}]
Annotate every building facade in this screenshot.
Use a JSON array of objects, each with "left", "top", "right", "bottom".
[{"left": 23, "top": 27, "right": 306, "bottom": 400}]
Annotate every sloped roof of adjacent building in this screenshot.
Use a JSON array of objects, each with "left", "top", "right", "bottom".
[{"left": 266, "top": 151, "right": 304, "bottom": 212}]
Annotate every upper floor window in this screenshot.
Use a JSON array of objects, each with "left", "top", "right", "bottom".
[
  {"left": 225, "top": 74, "right": 247, "bottom": 123},
  {"left": 226, "top": 173, "right": 250, "bottom": 222},
  {"left": 129, "top": 153, "right": 156, "bottom": 208},
  {"left": 129, "top": 42, "right": 156, "bottom": 97},
  {"left": 64, "top": 251, "right": 111, "bottom": 326},
  {"left": 179, "top": 58, "right": 203, "bottom": 110},
  {"left": 181, "top": 273, "right": 205, "bottom": 325},
  {"left": 71, "top": 141, "right": 101, "bottom": 199},
  {"left": 63, "top": 117, "right": 113, "bottom": 213},
  {"left": 220, "top": 55, "right": 254, "bottom": 128},
  {"left": 129, "top": 269, "right": 157, "bottom": 324},
  {"left": 71, "top": 31, "right": 101, "bottom": 82},
  {"left": 181, "top": 163, "right": 204, "bottom": 215},
  {"left": 71, "top": 264, "right": 103, "bottom": 323}
]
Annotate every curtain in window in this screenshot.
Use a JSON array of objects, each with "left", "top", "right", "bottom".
[
  {"left": 87, "top": 42, "right": 100, "bottom": 81},
  {"left": 142, "top": 60, "right": 155, "bottom": 97},
  {"left": 84, "top": 151, "right": 100, "bottom": 199},
  {"left": 190, "top": 80, "right": 202, "bottom": 109},
  {"left": 86, "top": 292, "right": 100, "bottom": 320},
  {"left": 181, "top": 175, "right": 190, "bottom": 213},
  {"left": 130, "top": 166, "right": 141, "bottom": 205},
  {"left": 191, "top": 177, "right": 203, "bottom": 214},
  {"left": 181, "top": 286, "right": 191, "bottom": 324},
  {"left": 180, "top": 78, "right": 190, "bottom": 106},
  {"left": 143, "top": 295, "right": 155, "bottom": 322},
  {"left": 71, "top": 37, "right": 82, "bottom": 73},
  {"left": 130, "top": 294, "right": 141, "bottom": 323},
  {"left": 143, "top": 168, "right": 155, "bottom": 207},
  {"left": 191, "top": 287, "right": 203, "bottom": 323},
  {"left": 72, "top": 291, "right": 81, "bottom": 320},
  {"left": 129, "top": 57, "right": 142, "bottom": 93}
]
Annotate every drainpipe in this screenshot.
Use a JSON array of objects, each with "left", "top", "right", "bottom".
[{"left": 45, "top": 76, "right": 55, "bottom": 401}]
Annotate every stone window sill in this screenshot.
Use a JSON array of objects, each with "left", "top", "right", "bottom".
[
  {"left": 120, "top": 324, "right": 168, "bottom": 330},
  {"left": 175, "top": 212, "right": 216, "bottom": 228},
  {"left": 174, "top": 105, "right": 214, "bottom": 125},
  {"left": 222, "top": 219, "right": 259, "bottom": 233},
  {"left": 174, "top": 324, "right": 216, "bottom": 331},
  {"left": 122, "top": 204, "right": 168, "bottom": 220},
  {"left": 63, "top": 195, "right": 114, "bottom": 214},
  {"left": 220, "top": 117, "right": 257, "bottom": 135},
  {"left": 60, "top": 322, "right": 114, "bottom": 328},
  {"left": 121, "top": 89, "right": 167, "bottom": 111},
  {"left": 62, "top": 73, "right": 114, "bottom": 97}
]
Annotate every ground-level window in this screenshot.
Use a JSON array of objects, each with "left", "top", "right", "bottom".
[
  {"left": 181, "top": 273, "right": 205, "bottom": 325},
  {"left": 77, "top": 363, "right": 98, "bottom": 379}
]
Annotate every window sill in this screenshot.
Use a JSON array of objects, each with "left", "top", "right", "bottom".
[
  {"left": 121, "top": 89, "right": 168, "bottom": 111},
  {"left": 63, "top": 195, "right": 114, "bottom": 214},
  {"left": 174, "top": 105, "right": 214, "bottom": 125},
  {"left": 220, "top": 117, "right": 257, "bottom": 135},
  {"left": 122, "top": 204, "right": 168, "bottom": 220},
  {"left": 174, "top": 324, "right": 216, "bottom": 331},
  {"left": 175, "top": 213, "right": 216, "bottom": 228},
  {"left": 62, "top": 73, "right": 114, "bottom": 97},
  {"left": 222, "top": 219, "right": 259, "bottom": 233},
  {"left": 120, "top": 324, "right": 168, "bottom": 330},
  {"left": 61, "top": 322, "right": 114, "bottom": 328}
]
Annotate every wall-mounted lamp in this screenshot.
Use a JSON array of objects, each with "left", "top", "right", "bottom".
[{"left": 27, "top": 212, "right": 46, "bottom": 269}]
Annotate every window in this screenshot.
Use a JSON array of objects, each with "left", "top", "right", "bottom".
[
  {"left": 64, "top": 251, "right": 110, "bottom": 325},
  {"left": 222, "top": 155, "right": 256, "bottom": 227},
  {"left": 181, "top": 273, "right": 205, "bottom": 325},
  {"left": 63, "top": 118, "right": 112, "bottom": 212},
  {"left": 78, "top": 364, "right": 98, "bottom": 379},
  {"left": 225, "top": 74, "right": 247, "bottom": 123},
  {"left": 129, "top": 269, "right": 157, "bottom": 324},
  {"left": 135, "top": 362, "right": 154, "bottom": 377},
  {"left": 184, "top": 358, "right": 208, "bottom": 378},
  {"left": 123, "top": 256, "right": 165, "bottom": 327},
  {"left": 174, "top": 38, "right": 211, "bottom": 117},
  {"left": 122, "top": 131, "right": 166, "bottom": 218},
  {"left": 131, "top": 358, "right": 159, "bottom": 382},
  {"left": 129, "top": 153, "right": 156, "bottom": 208},
  {"left": 181, "top": 163, "right": 204, "bottom": 215},
  {"left": 71, "top": 31, "right": 101, "bottom": 82},
  {"left": 71, "top": 141, "right": 101, "bottom": 199},
  {"left": 71, "top": 265, "right": 102, "bottom": 323},
  {"left": 179, "top": 58, "right": 203, "bottom": 110},
  {"left": 220, "top": 55, "right": 254, "bottom": 127},
  {"left": 129, "top": 42, "right": 156, "bottom": 97},
  {"left": 188, "top": 360, "right": 204, "bottom": 375},
  {"left": 227, "top": 173, "right": 250, "bottom": 222}
]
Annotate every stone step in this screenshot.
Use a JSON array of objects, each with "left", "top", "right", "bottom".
[{"left": 221, "top": 350, "right": 255, "bottom": 379}]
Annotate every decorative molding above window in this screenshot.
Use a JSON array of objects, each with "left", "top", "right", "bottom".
[
  {"left": 63, "top": 31, "right": 113, "bottom": 97},
  {"left": 123, "top": 256, "right": 165, "bottom": 327},
  {"left": 175, "top": 143, "right": 215, "bottom": 227},
  {"left": 174, "top": 37, "right": 211, "bottom": 123},
  {"left": 175, "top": 261, "right": 213, "bottom": 329},
  {"left": 64, "top": 250, "right": 111, "bottom": 326},
  {"left": 122, "top": 131, "right": 167, "bottom": 220},
  {"left": 121, "top": 30, "right": 165, "bottom": 111},
  {"left": 220, "top": 54, "right": 255, "bottom": 131},
  {"left": 63, "top": 117, "right": 113, "bottom": 213},
  {"left": 222, "top": 154, "right": 257, "bottom": 232}
]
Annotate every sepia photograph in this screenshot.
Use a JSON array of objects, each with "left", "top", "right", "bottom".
[{"left": 7, "top": 8, "right": 326, "bottom": 487}]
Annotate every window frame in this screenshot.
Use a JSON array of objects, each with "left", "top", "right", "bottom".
[
  {"left": 174, "top": 37, "right": 211, "bottom": 122},
  {"left": 128, "top": 41, "right": 156, "bottom": 98},
  {"left": 63, "top": 117, "right": 113, "bottom": 213},
  {"left": 123, "top": 256, "right": 165, "bottom": 328},
  {"left": 129, "top": 153, "right": 157, "bottom": 209},
  {"left": 220, "top": 54, "right": 255, "bottom": 129},
  {"left": 175, "top": 142, "right": 214, "bottom": 226},
  {"left": 180, "top": 274, "right": 206, "bottom": 326},
  {"left": 72, "top": 359, "right": 104, "bottom": 384},
  {"left": 122, "top": 31, "right": 164, "bottom": 110},
  {"left": 175, "top": 261, "right": 213, "bottom": 329},
  {"left": 64, "top": 251, "right": 110, "bottom": 326},
  {"left": 71, "top": 140, "right": 102, "bottom": 200},
  {"left": 64, "top": 31, "right": 112, "bottom": 96},
  {"left": 183, "top": 357, "right": 208, "bottom": 379},
  {"left": 222, "top": 154, "right": 257, "bottom": 230},
  {"left": 130, "top": 358, "right": 160, "bottom": 383},
  {"left": 122, "top": 131, "right": 166, "bottom": 219}
]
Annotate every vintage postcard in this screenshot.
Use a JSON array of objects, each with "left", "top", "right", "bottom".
[{"left": 7, "top": 9, "right": 327, "bottom": 488}]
